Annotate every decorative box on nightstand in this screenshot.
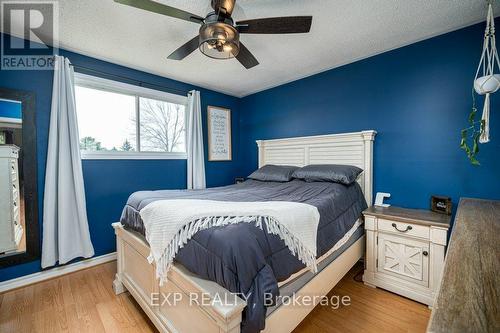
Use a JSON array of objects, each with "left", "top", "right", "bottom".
[{"left": 362, "top": 206, "right": 451, "bottom": 306}]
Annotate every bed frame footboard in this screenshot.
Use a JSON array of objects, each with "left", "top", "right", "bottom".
[
  {"left": 113, "top": 222, "right": 364, "bottom": 333},
  {"left": 112, "top": 222, "right": 246, "bottom": 333}
]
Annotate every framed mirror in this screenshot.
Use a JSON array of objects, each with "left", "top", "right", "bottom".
[{"left": 0, "top": 87, "right": 39, "bottom": 268}]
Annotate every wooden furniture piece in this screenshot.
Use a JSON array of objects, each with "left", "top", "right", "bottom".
[
  {"left": 427, "top": 198, "right": 500, "bottom": 333},
  {"left": 363, "top": 205, "right": 450, "bottom": 306},
  {"left": 0, "top": 145, "right": 22, "bottom": 254},
  {"left": 112, "top": 130, "right": 376, "bottom": 333}
]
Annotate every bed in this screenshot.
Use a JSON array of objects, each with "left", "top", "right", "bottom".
[{"left": 112, "top": 130, "right": 376, "bottom": 333}]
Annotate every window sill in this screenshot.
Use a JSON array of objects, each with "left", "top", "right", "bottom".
[{"left": 81, "top": 151, "right": 187, "bottom": 160}]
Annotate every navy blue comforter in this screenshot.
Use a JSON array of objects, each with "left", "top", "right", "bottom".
[{"left": 120, "top": 179, "right": 366, "bottom": 332}]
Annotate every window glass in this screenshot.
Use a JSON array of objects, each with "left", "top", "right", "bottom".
[
  {"left": 139, "top": 97, "right": 186, "bottom": 152},
  {"left": 74, "top": 77, "right": 187, "bottom": 158},
  {"left": 75, "top": 86, "right": 137, "bottom": 152}
]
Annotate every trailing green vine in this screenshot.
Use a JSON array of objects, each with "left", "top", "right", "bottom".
[{"left": 460, "top": 89, "right": 485, "bottom": 166}]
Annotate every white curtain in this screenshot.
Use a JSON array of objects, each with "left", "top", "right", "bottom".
[
  {"left": 186, "top": 90, "right": 206, "bottom": 189},
  {"left": 41, "top": 56, "right": 94, "bottom": 268}
]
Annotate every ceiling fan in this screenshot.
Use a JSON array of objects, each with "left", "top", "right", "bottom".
[{"left": 114, "top": 0, "right": 313, "bottom": 69}]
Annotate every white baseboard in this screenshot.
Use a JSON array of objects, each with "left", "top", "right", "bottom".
[{"left": 0, "top": 252, "right": 117, "bottom": 293}]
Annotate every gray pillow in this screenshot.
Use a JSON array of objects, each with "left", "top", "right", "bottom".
[
  {"left": 248, "top": 164, "right": 299, "bottom": 182},
  {"left": 292, "top": 164, "right": 363, "bottom": 185}
]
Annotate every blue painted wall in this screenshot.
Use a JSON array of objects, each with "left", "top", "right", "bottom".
[
  {"left": 239, "top": 22, "right": 500, "bottom": 211},
  {"left": 0, "top": 36, "right": 242, "bottom": 281}
]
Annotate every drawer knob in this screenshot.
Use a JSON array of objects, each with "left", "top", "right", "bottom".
[
  {"left": 423, "top": 251, "right": 429, "bottom": 256},
  {"left": 391, "top": 223, "right": 412, "bottom": 233}
]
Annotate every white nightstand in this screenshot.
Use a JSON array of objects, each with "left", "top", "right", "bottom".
[{"left": 362, "top": 206, "right": 451, "bottom": 306}]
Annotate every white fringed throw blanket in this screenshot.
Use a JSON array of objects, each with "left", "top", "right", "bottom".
[{"left": 140, "top": 199, "right": 320, "bottom": 284}]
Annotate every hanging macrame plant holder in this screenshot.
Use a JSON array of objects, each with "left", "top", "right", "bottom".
[{"left": 474, "top": 3, "right": 500, "bottom": 143}]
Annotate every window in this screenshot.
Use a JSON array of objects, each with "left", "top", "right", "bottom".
[{"left": 74, "top": 73, "right": 188, "bottom": 159}]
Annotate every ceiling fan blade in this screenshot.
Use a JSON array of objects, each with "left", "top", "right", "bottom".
[
  {"left": 114, "top": 0, "right": 204, "bottom": 24},
  {"left": 234, "top": 42, "right": 259, "bottom": 69},
  {"left": 167, "top": 36, "right": 200, "bottom": 60},
  {"left": 236, "top": 16, "right": 312, "bottom": 34}
]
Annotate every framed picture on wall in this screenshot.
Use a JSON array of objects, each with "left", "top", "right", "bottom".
[
  {"left": 430, "top": 195, "right": 452, "bottom": 215},
  {"left": 207, "top": 106, "right": 232, "bottom": 161}
]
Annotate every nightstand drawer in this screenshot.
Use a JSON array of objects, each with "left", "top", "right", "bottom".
[{"left": 378, "top": 218, "right": 429, "bottom": 239}]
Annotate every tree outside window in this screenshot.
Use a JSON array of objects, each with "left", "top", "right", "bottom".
[{"left": 138, "top": 98, "right": 186, "bottom": 152}]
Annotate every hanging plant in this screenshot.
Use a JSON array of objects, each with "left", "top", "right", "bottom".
[
  {"left": 461, "top": 2, "right": 497, "bottom": 165},
  {"left": 460, "top": 90, "right": 485, "bottom": 165}
]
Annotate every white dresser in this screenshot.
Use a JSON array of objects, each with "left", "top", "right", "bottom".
[
  {"left": 362, "top": 206, "right": 451, "bottom": 306},
  {"left": 0, "top": 145, "right": 22, "bottom": 254}
]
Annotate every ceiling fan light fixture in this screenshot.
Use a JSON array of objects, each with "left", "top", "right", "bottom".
[{"left": 199, "top": 22, "right": 239, "bottom": 59}]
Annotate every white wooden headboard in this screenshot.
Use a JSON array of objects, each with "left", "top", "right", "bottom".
[{"left": 256, "top": 130, "right": 377, "bottom": 205}]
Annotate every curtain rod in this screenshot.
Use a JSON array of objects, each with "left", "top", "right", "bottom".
[{"left": 71, "top": 64, "right": 192, "bottom": 96}]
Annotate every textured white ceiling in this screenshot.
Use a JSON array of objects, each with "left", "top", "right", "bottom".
[{"left": 4, "top": 0, "right": 498, "bottom": 97}]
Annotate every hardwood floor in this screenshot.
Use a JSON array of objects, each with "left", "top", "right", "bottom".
[
  {"left": 293, "top": 264, "right": 431, "bottom": 333},
  {"left": 0, "top": 262, "right": 430, "bottom": 333}
]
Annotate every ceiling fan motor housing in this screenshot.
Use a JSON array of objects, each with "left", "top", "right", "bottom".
[
  {"left": 199, "top": 12, "right": 240, "bottom": 59},
  {"left": 211, "top": 0, "right": 236, "bottom": 16}
]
